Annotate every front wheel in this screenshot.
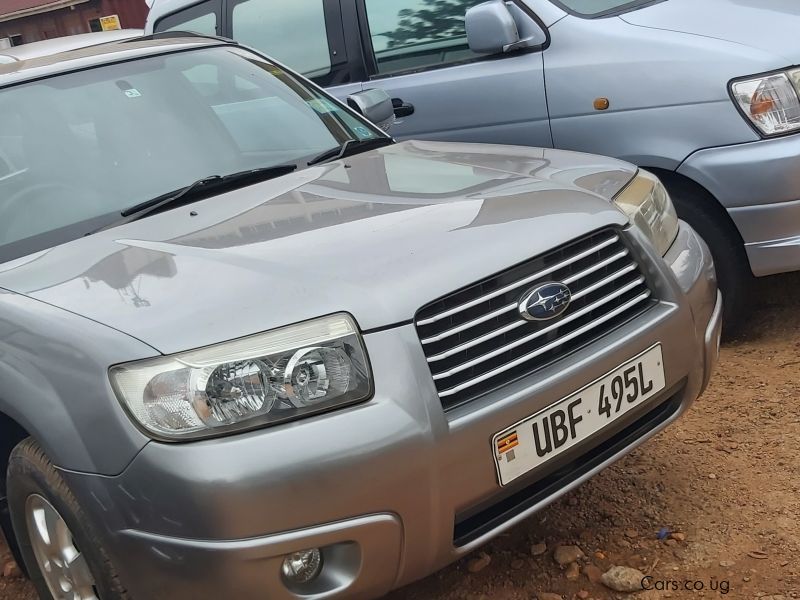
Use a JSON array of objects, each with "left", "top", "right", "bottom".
[{"left": 6, "top": 438, "right": 128, "bottom": 600}]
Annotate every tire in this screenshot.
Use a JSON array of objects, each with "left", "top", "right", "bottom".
[
  {"left": 6, "top": 438, "right": 128, "bottom": 600},
  {"left": 665, "top": 179, "right": 752, "bottom": 330}
]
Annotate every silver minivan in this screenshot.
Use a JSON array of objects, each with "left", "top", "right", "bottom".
[{"left": 147, "top": 0, "right": 800, "bottom": 320}]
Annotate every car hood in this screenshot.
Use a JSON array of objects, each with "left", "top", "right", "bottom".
[
  {"left": 621, "top": 0, "right": 800, "bottom": 64},
  {"left": 0, "top": 141, "right": 635, "bottom": 354}
]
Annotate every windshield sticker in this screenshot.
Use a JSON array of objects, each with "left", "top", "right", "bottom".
[
  {"left": 124, "top": 89, "right": 142, "bottom": 98},
  {"left": 354, "top": 126, "right": 374, "bottom": 139}
]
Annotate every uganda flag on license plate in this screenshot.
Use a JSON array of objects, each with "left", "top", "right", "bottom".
[{"left": 496, "top": 430, "right": 519, "bottom": 461}]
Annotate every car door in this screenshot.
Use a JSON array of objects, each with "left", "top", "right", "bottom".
[
  {"left": 224, "top": 0, "right": 365, "bottom": 100},
  {"left": 348, "top": 0, "right": 552, "bottom": 147},
  {"left": 153, "top": 0, "right": 365, "bottom": 99}
]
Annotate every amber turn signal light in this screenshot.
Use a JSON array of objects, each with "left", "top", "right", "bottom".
[{"left": 593, "top": 97, "right": 610, "bottom": 110}]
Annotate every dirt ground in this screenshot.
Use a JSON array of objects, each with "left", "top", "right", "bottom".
[{"left": 2, "top": 273, "right": 799, "bottom": 600}]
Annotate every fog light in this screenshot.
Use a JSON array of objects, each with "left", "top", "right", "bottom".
[{"left": 281, "top": 548, "right": 322, "bottom": 583}]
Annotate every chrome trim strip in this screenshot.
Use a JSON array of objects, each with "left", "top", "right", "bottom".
[
  {"left": 426, "top": 319, "right": 526, "bottom": 362},
  {"left": 437, "top": 290, "right": 652, "bottom": 396},
  {"left": 569, "top": 263, "right": 638, "bottom": 302},
  {"left": 427, "top": 269, "right": 642, "bottom": 363},
  {"left": 562, "top": 248, "right": 629, "bottom": 286},
  {"left": 416, "top": 234, "right": 619, "bottom": 326},
  {"left": 420, "top": 302, "right": 518, "bottom": 345}
]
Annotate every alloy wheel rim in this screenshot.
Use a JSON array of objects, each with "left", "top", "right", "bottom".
[{"left": 25, "top": 494, "right": 98, "bottom": 600}]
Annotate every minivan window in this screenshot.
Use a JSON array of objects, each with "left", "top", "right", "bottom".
[
  {"left": 0, "top": 47, "right": 381, "bottom": 262},
  {"left": 551, "top": 0, "right": 658, "bottom": 17},
  {"left": 230, "top": 0, "right": 331, "bottom": 79},
  {"left": 156, "top": 0, "right": 219, "bottom": 35},
  {"left": 364, "top": 0, "right": 482, "bottom": 75}
]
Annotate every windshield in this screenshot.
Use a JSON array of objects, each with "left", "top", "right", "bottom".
[
  {"left": 551, "top": 0, "right": 660, "bottom": 17},
  {"left": 0, "top": 46, "right": 383, "bottom": 262}
]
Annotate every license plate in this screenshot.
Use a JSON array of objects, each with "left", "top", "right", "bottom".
[{"left": 492, "top": 345, "right": 666, "bottom": 486}]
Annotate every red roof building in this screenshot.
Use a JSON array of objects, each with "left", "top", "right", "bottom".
[{"left": 0, "top": 0, "right": 148, "bottom": 47}]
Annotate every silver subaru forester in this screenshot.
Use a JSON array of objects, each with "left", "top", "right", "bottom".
[{"left": 0, "top": 34, "right": 720, "bottom": 600}]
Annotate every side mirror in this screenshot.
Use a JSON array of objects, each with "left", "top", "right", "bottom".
[
  {"left": 466, "top": 0, "right": 546, "bottom": 55},
  {"left": 347, "top": 88, "right": 396, "bottom": 133}
]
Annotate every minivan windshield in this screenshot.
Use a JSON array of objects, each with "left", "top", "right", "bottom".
[
  {"left": 0, "top": 46, "right": 384, "bottom": 262},
  {"left": 552, "top": 0, "right": 660, "bottom": 17}
]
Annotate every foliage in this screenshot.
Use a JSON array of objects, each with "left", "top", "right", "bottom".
[{"left": 382, "top": 0, "right": 474, "bottom": 48}]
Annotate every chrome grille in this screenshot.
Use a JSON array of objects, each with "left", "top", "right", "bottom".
[{"left": 415, "top": 229, "right": 655, "bottom": 411}]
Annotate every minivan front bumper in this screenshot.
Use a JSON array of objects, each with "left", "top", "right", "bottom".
[
  {"left": 678, "top": 132, "right": 800, "bottom": 276},
  {"left": 61, "top": 223, "right": 721, "bottom": 600}
]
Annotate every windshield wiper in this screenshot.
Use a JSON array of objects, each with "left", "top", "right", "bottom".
[
  {"left": 121, "top": 164, "right": 298, "bottom": 220},
  {"left": 120, "top": 175, "right": 221, "bottom": 218},
  {"left": 307, "top": 137, "right": 394, "bottom": 166},
  {"left": 87, "top": 164, "right": 298, "bottom": 236}
]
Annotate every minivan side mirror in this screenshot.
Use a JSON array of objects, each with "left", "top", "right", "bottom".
[
  {"left": 347, "top": 88, "right": 396, "bottom": 133},
  {"left": 466, "top": 0, "right": 546, "bottom": 55}
]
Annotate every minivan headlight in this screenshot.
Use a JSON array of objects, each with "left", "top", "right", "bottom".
[
  {"left": 110, "top": 314, "right": 372, "bottom": 440},
  {"left": 731, "top": 69, "right": 800, "bottom": 136},
  {"left": 614, "top": 170, "right": 679, "bottom": 256}
]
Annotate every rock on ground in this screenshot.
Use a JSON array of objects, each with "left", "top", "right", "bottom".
[
  {"left": 600, "top": 565, "right": 646, "bottom": 593},
  {"left": 553, "top": 545, "right": 585, "bottom": 566},
  {"left": 565, "top": 562, "right": 580, "bottom": 580},
  {"left": 1, "top": 561, "right": 20, "bottom": 579},
  {"left": 583, "top": 564, "right": 603, "bottom": 584},
  {"left": 466, "top": 552, "right": 491, "bottom": 574},
  {"left": 530, "top": 542, "right": 547, "bottom": 556}
]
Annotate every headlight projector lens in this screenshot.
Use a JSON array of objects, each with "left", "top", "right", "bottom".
[{"left": 283, "top": 347, "right": 351, "bottom": 408}]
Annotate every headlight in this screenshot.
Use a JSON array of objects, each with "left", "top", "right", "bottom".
[
  {"left": 614, "top": 170, "right": 679, "bottom": 256},
  {"left": 731, "top": 69, "right": 800, "bottom": 136},
  {"left": 110, "top": 314, "right": 372, "bottom": 440}
]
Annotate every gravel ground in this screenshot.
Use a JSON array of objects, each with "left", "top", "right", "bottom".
[{"left": 2, "top": 273, "right": 799, "bottom": 600}]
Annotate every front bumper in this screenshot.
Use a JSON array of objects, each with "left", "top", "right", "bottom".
[
  {"left": 62, "top": 224, "right": 721, "bottom": 600},
  {"left": 677, "top": 133, "right": 800, "bottom": 276}
]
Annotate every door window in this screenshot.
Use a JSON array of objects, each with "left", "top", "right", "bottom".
[
  {"left": 364, "top": 0, "right": 483, "bottom": 75},
  {"left": 230, "top": 0, "right": 332, "bottom": 79},
  {"left": 155, "top": 0, "right": 219, "bottom": 36}
]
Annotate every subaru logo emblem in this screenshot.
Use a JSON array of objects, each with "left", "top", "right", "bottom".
[{"left": 518, "top": 282, "right": 572, "bottom": 321}]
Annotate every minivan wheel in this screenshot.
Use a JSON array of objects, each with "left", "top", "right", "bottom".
[{"left": 6, "top": 438, "right": 128, "bottom": 600}]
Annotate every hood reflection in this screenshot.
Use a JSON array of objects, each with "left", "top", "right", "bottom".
[{"left": 0, "top": 141, "right": 635, "bottom": 351}]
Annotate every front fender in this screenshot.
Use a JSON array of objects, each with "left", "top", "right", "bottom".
[
  {"left": 0, "top": 290, "right": 157, "bottom": 475},
  {"left": 545, "top": 15, "right": 766, "bottom": 168}
]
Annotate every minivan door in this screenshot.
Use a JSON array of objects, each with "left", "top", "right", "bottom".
[
  {"left": 350, "top": 0, "right": 551, "bottom": 147},
  {"left": 225, "top": 0, "right": 365, "bottom": 100}
]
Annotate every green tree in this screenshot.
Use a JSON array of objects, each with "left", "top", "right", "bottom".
[{"left": 383, "top": 0, "right": 475, "bottom": 48}]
